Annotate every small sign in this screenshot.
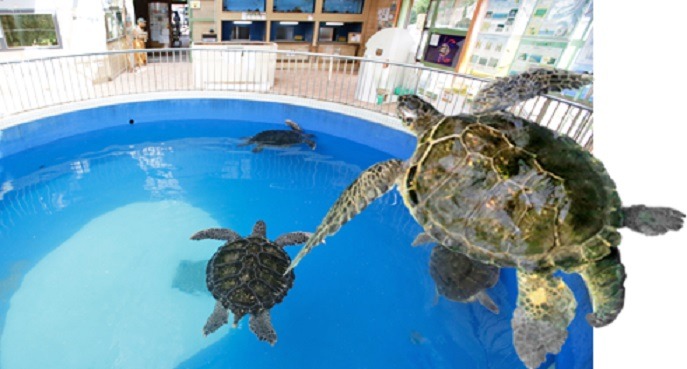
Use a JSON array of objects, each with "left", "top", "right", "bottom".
[{"left": 190, "top": 1, "right": 201, "bottom": 9}]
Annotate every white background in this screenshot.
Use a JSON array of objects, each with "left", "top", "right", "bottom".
[{"left": 595, "top": 2, "right": 687, "bottom": 368}]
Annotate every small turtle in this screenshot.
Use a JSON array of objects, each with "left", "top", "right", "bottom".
[
  {"left": 240, "top": 119, "right": 316, "bottom": 153},
  {"left": 413, "top": 233, "right": 499, "bottom": 313},
  {"left": 287, "top": 69, "right": 685, "bottom": 368},
  {"left": 190, "top": 220, "right": 309, "bottom": 345},
  {"left": 424, "top": 239, "right": 500, "bottom": 314}
]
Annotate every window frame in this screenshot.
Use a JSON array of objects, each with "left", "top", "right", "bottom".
[{"left": 0, "top": 9, "right": 62, "bottom": 51}]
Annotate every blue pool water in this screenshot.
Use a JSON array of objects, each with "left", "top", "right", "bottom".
[{"left": 0, "top": 100, "right": 591, "bottom": 369}]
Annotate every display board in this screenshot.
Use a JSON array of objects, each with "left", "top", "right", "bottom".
[
  {"left": 524, "top": 0, "right": 589, "bottom": 38},
  {"left": 508, "top": 39, "right": 566, "bottom": 73},
  {"left": 466, "top": 0, "right": 535, "bottom": 77},
  {"left": 434, "top": 0, "right": 477, "bottom": 30},
  {"left": 464, "top": 0, "right": 592, "bottom": 78}
]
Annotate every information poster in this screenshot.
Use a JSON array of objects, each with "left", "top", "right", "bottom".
[
  {"left": 525, "top": 0, "right": 590, "bottom": 38},
  {"left": 467, "top": 34, "right": 510, "bottom": 76},
  {"left": 479, "top": 0, "right": 528, "bottom": 35},
  {"left": 508, "top": 39, "right": 566, "bottom": 74},
  {"left": 466, "top": 0, "right": 534, "bottom": 77},
  {"left": 434, "top": 0, "right": 477, "bottom": 30}
]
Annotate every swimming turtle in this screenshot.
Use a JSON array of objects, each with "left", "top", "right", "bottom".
[
  {"left": 241, "top": 119, "right": 316, "bottom": 153},
  {"left": 190, "top": 220, "right": 309, "bottom": 345},
  {"left": 424, "top": 240, "right": 500, "bottom": 314},
  {"left": 286, "top": 68, "right": 685, "bottom": 368}
]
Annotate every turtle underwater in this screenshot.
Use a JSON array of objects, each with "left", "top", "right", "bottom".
[
  {"left": 240, "top": 119, "right": 316, "bottom": 153},
  {"left": 286, "top": 68, "right": 685, "bottom": 368},
  {"left": 420, "top": 238, "right": 500, "bottom": 314},
  {"left": 190, "top": 220, "right": 310, "bottom": 345}
]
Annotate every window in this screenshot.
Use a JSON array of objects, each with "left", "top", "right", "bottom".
[
  {"left": 223, "top": 0, "right": 266, "bottom": 12},
  {"left": 322, "top": 0, "right": 364, "bottom": 14},
  {"left": 105, "top": 10, "right": 125, "bottom": 41},
  {"left": 233, "top": 26, "right": 250, "bottom": 40},
  {"left": 276, "top": 26, "right": 294, "bottom": 41},
  {"left": 0, "top": 13, "right": 60, "bottom": 50}
]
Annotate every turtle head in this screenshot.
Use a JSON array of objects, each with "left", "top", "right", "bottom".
[
  {"left": 251, "top": 220, "right": 267, "bottom": 238},
  {"left": 397, "top": 95, "right": 442, "bottom": 135}
]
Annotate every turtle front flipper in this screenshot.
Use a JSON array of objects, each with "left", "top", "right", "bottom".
[
  {"left": 274, "top": 232, "right": 311, "bottom": 247},
  {"left": 512, "top": 270, "right": 576, "bottom": 369},
  {"left": 287, "top": 159, "right": 405, "bottom": 272},
  {"left": 472, "top": 68, "right": 593, "bottom": 115},
  {"left": 191, "top": 228, "right": 241, "bottom": 242},
  {"left": 622, "top": 205, "right": 685, "bottom": 236},
  {"left": 249, "top": 309, "right": 278, "bottom": 345},
  {"left": 203, "top": 301, "right": 229, "bottom": 336},
  {"left": 579, "top": 247, "right": 626, "bottom": 327},
  {"left": 429, "top": 245, "right": 500, "bottom": 314},
  {"left": 285, "top": 119, "right": 303, "bottom": 132}
]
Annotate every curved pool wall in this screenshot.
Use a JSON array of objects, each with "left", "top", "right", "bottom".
[
  {"left": 0, "top": 94, "right": 407, "bottom": 160},
  {"left": 0, "top": 98, "right": 592, "bottom": 369}
]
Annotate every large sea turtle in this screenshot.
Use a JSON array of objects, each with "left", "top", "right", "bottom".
[
  {"left": 286, "top": 69, "right": 685, "bottom": 368},
  {"left": 240, "top": 119, "right": 316, "bottom": 153},
  {"left": 190, "top": 220, "right": 309, "bottom": 345}
]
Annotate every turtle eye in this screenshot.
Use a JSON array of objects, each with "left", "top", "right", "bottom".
[{"left": 406, "top": 99, "right": 419, "bottom": 110}]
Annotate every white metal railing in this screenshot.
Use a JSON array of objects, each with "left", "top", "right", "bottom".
[{"left": 0, "top": 48, "right": 593, "bottom": 149}]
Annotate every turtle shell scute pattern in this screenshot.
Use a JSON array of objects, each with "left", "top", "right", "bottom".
[
  {"left": 206, "top": 237, "right": 295, "bottom": 318},
  {"left": 404, "top": 113, "right": 622, "bottom": 271},
  {"left": 251, "top": 130, "right": 304, "bottom": 146}
]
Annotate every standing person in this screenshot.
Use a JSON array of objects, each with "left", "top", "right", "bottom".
[{"left": 133, "top": 18, "right": 148, "bottom": 68}]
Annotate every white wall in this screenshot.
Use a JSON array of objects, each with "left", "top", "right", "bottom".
[
  {"left": 595, "top": 2, "right": 687, "bottom": 369},
  {"left": 0, "top": 0, "right": 134, "bottom": 62}
]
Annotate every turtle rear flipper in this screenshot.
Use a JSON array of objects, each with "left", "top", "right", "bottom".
[
  {"left": 287, "top": 159, "right": 405, "bottom": 272},
  {"left": 622, "top": 205, "right": 685, "bottom": 235},
  {"left": 579, "top": 247, "right": 626, "bottom": 327},
  {"left": 249, "top": 310, "right": 278, "bottom": 345},
  {"left": 512, "top": 271, "right": 576, "bottom": 369},
  {"left": 304, "top": 138, "right": 316, "bottom": 150},
  {"left": 475, "top": 291, "right": 499, "bottom": 314},
  {"left": 203, "top": 301, "right": 229, "bottom": 336},
  {"left": 238, "top": 138, "right": 254, "bottom": 148},
  {"left": 472, "top": 68, "right": 593, "bottom": 115},
  {"left": 191, "top": 228, "right": 241, "bottom": 242}
]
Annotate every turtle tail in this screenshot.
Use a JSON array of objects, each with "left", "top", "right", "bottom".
[
  {"left": 621, "top": 205, "right": 685, "bottom": 236},
  {"left": 472, "top": 68, "right": 593, "bottom": 115}
]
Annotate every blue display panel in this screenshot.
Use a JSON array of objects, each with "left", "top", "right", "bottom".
[
  {"left": 270, "top": 21, "right": 314, "bottom": 42},
  {"left": 223, "top": 0, "right": 266, "bottom": 12},
  {"left": 319, "top": 22, "right": 362, "bottom": 42},
  {"left": 221, "top": 21, "right": 267, "bottom": 41},
  {"left": 323, "top": 0, "right": 364, "bottom": 14},
  {"left": 273, "top": 0, "right": 315, "bottom": 13}
]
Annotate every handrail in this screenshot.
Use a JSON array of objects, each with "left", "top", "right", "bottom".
[{"left": 0, "top": 48, "right": 593, "bottom": 149}]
